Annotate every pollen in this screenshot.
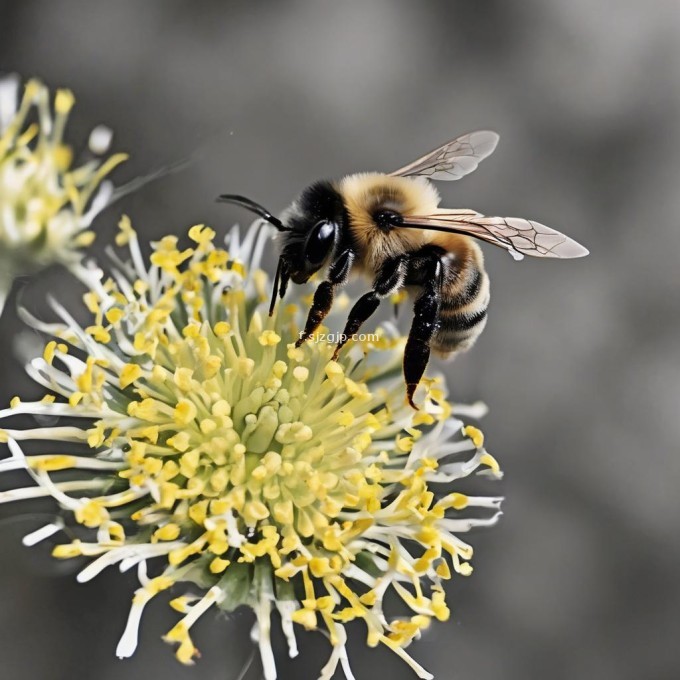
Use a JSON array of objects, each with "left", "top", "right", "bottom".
[
  {"left": 258, "top": 329, "right": 281, "bottom": 346},
  {"left": 120, "top": 363, "right": 143, "bottom": 389}
]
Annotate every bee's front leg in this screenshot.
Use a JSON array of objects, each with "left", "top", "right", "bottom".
[{"left": 295, "top": 248, "right": 354, "bottom": 347}]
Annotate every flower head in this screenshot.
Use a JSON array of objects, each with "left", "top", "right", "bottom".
[
  {"left": 0, "top": 75, "right": 127, "bottom": 313},
  {"left": 0, "top": 220, "right": 502, "bottom": 679}
]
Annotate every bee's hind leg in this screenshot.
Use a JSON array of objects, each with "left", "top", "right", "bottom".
[
  {"left": 295, "top": 248, "right": 354, "bottom": 347},
  {"left": 404, "top": 257, "right": 443, "bottom": 410}
]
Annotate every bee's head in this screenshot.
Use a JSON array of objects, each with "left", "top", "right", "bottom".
[
  {"left": 217, "top": 181, "right": 345, "bottom": 313},
  {"left": 279, "top": 181, "right": 344, "bottom": 284}
]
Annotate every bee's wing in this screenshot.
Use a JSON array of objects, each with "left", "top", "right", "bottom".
[
  {"left": 389, "top": 130, "right": 500, "bottom": 181},
  {"left": 403, "top": 211, "right": 589, "bottom": 259}
]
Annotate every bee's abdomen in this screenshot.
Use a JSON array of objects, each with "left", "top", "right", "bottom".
[{"left": 432, "top": 265, "right": 490, "bottom": 356}]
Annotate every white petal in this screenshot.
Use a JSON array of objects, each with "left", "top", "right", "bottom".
[
  {"left": 253, "top": 596, "right": 277, "bottom": 680},
  {"left": 82, "top": 180, "right": 114, "bottom": 226},
  {"left": 451, "top": 400, "right": 489, "bottom": 419},
  {"left": 77, "top": 542, "right": 184, "bottom": 583},
  {"left": 275, "top": 601, "right": 299, "bottom": 658},
  {"left": 23, "top": 521, "right": 63, "bottom": 546},
  {"left": 116, "top": 594, "right": 148, "bottom": 659}
]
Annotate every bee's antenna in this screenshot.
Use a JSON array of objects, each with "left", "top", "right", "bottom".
[
  {"left": 217, "top": 194, "right": 290, "bottom": 232},
  {"left": 269, "top": 257, "right": 283, "bottom": 316}
]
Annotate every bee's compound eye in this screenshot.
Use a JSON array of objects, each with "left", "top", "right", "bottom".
[{"left": 305, "top": 220, "right": 335, "bottom": 265}]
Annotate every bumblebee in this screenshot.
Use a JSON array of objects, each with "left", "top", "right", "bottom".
[{"left": 219, "top": 130, "right": 588, "bottom": 408}]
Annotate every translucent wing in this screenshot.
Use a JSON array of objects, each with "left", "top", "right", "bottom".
[
  {"left": 402, "top": 210, "right": 589, "bottom": 259},
  {"left": 390, "top": 130, "right": 500, "bottom": 181}
]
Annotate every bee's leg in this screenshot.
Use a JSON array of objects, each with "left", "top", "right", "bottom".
[
  {"left": 332, "top": 256, "right": 407, "bottom": 360},
  {"left": 295, "top": 248, "right": 354, "bottom": 347},
  {"left": 404, "top": 257, "right": 443, "bottom": 410}
]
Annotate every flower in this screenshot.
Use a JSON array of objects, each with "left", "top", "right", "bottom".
[
  {"left": 0, "top": 75, "right": 127, "bottom": 314},
  {"left": 0, "top": 219, "right": 503, "bottom": 679}
]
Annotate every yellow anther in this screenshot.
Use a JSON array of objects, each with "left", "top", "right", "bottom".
[
  {"left": 87, "top": 424, "right": 105, "bottom": 448},
  {"left": 213, "top": 321, "right": 231, "bottom": 337},
  {"left": 286, "top": 345, "right": 305, "bottom": 362},
  {"left": 258, "top": 330, "right": 281, "bottom": 346},
  {"left": 180, "top": 449, "right": 201, "bottom": 477},
  {"left": 209, "top": 557, "right": 230, "bottom": 574},
  {"left": 480, "top": 452, "right": 501, "bottom": 475},
  {"left": 291, "top": 607, "right": 317, "bottom": 629},
  {"left": 182, "top": 322, "right": 201, "bottom": 339},
  {"left": 359, "top": 590, "right": 377, "bottom": 606},
  {"left": 188, "top": 224, "right": 216, "bottom": 245},
  {"left": 444, "top": 492, "right": 468, "bottom": 510},
  {"left": 435, "top": 561, "right": 452, "bottom": 580},
  {"left": 168, "top": 432, "right": 191, "bottom": 453},
  {"left": 169, "top": 596, "right": 192, "bottom": 613},
  {"left": 243, "top": 500, "right": 270, "bottom": 524},
  {"left": 412, "top": 410, "right": 435, "bottom": 426},
  {"left": 237, "top": 358, "right": 255, "bottom": 377},
  {"left": 275, "top": 563, "right": 298, "bottom": 580},
  {"left": 43, "top": 341, "right": 58, "bottom": 365},
  {"left": 69, "top": 391, "right": 84, "bottom": 407},
  {"left": 209, "top": 468, "right": 229, "bottom": 493},
  {"left": 74, "top": 231, "right": 96, "bottom": 247},
  {"left": 75, "top": 499, "right": 108, "bottom": 528},
  {"left": 159, "top": 482, "right": 179, "bottom": 508},
  {"left": 458, "top": 562, "right": 473, "bottom": 576},
  {"left": 324, "top": 362, "right": 344, "bottom": 382},
  {"left": 293, "top": 366, "right": 309, "bottom": 382},
  {"left": 54, "top": 88, "right": 75, "bottom": 113},
  {"left": 52, "top": 541, "right": 84, "bottom": 559},
  {"left": 272, "top": 360, "right": 288, "bottom": 378},
  {"left": 116, "top": 216, "right": 135, "bottom": 246},
  {"left": 199, "top": 418, "right": 217, "bottom": 434},
  {"left": 273, "top": 500, "right": 294, "bottom": 525},
  {"left": 105, "top": 308, "right": 124, "bottom": 324},
  {"left": 174, "top": 399, "right": 197, "bottom": 425},
  {"left": 119, "top": 363, "right": 143, "bottom": 389},
  {"left": 309, "top": 557, "right": 333, "bottom": 578},
  {"left": 188, "top": 500, "right": 208, "bottom": 525},
  {"left": 83, "top": 292, "right": 100, "bottom": 314},
  {"left": 153, "top": 524, "right": 181, "bottom": 541},
  {"left": 211, "top": 399, "right": 231, "bottom": 417},
  {"left": 464, "top": 425, "right": 484, "bottom": 448},
  {"left": 231, "top": 261, "right": 246, "bottom": 276},
  {"left": 173, "top": 367, "right": 194, "bottom": 391},
  {"left": 396, "top": 435, "right": 414, "bottom": 453},
  {"left": 28, "top": 455, "right": 76, "bottom": 471}
]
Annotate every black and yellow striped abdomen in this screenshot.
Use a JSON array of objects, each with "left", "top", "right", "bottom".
[{"left": 431, "top": 237, "right": 490, "bottom": 357}]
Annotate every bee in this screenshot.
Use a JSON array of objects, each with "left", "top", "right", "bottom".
[{"left": 219, "top": 130, "right": 588, "bottom": 408}]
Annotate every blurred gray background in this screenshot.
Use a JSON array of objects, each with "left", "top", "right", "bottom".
[{"left": 1, "top": 1, "right": 679, "bottom": 679}]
